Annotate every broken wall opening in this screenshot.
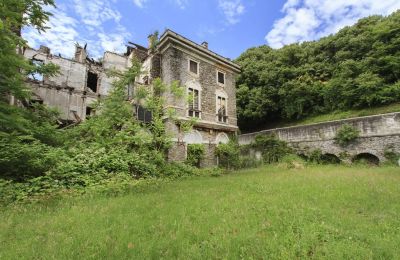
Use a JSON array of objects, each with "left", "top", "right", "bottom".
[{"left": 87, "top": 71, "right": 98, "bottom": 92}]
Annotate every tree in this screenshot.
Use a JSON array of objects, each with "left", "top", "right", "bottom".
[{"left": 236, "top": 10, "right": 400, "bottom": 131}]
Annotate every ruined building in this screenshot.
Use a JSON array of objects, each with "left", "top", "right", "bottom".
[{"left": 22, "top": 30, "right": 241, "bottom": 166}]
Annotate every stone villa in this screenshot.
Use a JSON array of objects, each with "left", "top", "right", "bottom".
[{"left": 21, "top": 29, "right": 241, "bottom": 166}]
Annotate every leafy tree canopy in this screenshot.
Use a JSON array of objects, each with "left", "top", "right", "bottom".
[{"left": 236, "top": 11, "right": 400, "bottom": 131}]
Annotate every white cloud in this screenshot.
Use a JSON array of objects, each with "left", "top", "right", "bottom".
[
  {"left": 23, "top": 0, "right": 131, "bottom": 59},
  {"left": 133, "top": 0, "right": 148, "bottom": 8},
  {"left": 218, "top": 0, "right": 245, "bottom": 25},
  {"left": 266, "top": 0, "right": 400, "bottom": 48},
  {"left": 73, "top": 0, "right": 122, "bottom": 27},
  {"left": 23, "top": 7, "right": 79, "bottom": 58}
]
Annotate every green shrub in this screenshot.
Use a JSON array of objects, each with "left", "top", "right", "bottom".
[
  {"left": 335, "top": 124, "right": 360, "bottom": 147},
  {"left": 308, "top": 149, "right": 323, "bottom": 164},
  {"left": 186, "top": 144, "right": 205, "bottom": 167},
  {"left": 215, "top": 141, "right": 240, "bottom": 169},
  {"left": 384, "top": 148, "right": 400, "bottom": 166},
  {"left": 251, "top": 134, "right": 293, "bottom": 164},
  {"left": 278, "top": 154, "right": 305, "bottom": 169}
]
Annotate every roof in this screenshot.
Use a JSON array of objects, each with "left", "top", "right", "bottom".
[{"left": 158, "top": 29, "right": 241, "bottom": 73}]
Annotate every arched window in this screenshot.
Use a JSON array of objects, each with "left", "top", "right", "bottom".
[
  {"left": 183, "top": 130, "right": 203, "bottom": 144},
  {"left": 215, "top": 132, "right": 229, "bottom": 144}
]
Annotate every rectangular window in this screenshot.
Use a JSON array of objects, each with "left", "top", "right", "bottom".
[
  {"left": 217, "top": 96, "right": 227, "bottom": 123},
  {"left": 189, "top": 60, "right": 198, "bottom": 75},
  {"left": 136, "top": 105, "right": 152, "bottom": 123},
  {"left": 217, "top": 71, "right": 225, "bottom": 85},
  {"left": 188, "top": 88, "right": 200, "bottom": 118},
  {"left": 87, "top": 71, "right": 98, "bottom": 93}
]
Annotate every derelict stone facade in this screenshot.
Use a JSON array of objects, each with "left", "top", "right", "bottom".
[{"left": 22, "top": 30, "right": 240, "bottom": 167}]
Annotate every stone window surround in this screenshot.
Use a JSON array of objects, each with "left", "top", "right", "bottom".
[
  {"left": 215, "top": 89, "right": 228, "bottom": 124},
  {"left": 216, "top": 70, "right": 225, "bottom": 86},
  {"left": 186, "top": 80, "right": 202, "bottom": 119},
  {"left": 188, "top": 58, "right": 199, "bottom": 76}
]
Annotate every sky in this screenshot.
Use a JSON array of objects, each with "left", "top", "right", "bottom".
[{"left": 23, "top": 0, "right": 400, "bottom": 60}]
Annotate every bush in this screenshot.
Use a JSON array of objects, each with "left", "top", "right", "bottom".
[
  {"left": 278, "top": 154, "right": 305, "bottom": 169},
  {"left": 308, "top": 149, "right": 323, "bottom": 164},
  {"left": 186, "top": 144, "right": 205, "bottom": 167},
  {"left": 384, "top": 148, "right": 400, "bottom": 166},
  {"left": 215, "top": 141, "right": 240, "bottom": 169},
  {"left": 251, "top": 134, "right": 292, "bottom": 164},
  {"left": 334, "top": 124, "right": 360, "bottom": 147}
]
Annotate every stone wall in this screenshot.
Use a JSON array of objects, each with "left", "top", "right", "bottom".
[{"left": 239, "top": 112, "right": 400, "bottom": 163}]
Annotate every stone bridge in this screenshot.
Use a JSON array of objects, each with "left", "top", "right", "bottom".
[{"left": 239, "top": 112, "right": 400, "bottom": 164}]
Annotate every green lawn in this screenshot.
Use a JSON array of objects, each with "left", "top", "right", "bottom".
[{"left": 1, "top": 165, "right": 400, "bottom": 259}]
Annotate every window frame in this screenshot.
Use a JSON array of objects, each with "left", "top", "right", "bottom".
[
  {"left": 188, "top": 59, "right": 199, "bottom": 76},
  {"left": 216, "top": 70, "right": 225, "bottom": 86},
  {"left": 216, "top": 94, "right": 228, "bottom": 123},
  {"left": 187, "top": 87, "right": 201, "bottom": 119}
]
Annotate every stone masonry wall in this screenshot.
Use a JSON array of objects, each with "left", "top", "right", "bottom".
[{"left": 239, "top": 112, "right": 400, "bottom": 163}]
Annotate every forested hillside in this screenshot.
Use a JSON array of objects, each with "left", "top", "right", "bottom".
[{"left": 236, "top": 11, "right": 400, "bottom": 131}]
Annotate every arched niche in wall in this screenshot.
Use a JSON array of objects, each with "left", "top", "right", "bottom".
[
  {"left": 215, "top": 132, "right": 229, "bottom": 144},
  {"left": 183, "top": 130, "right": 203, "bottom": 144}
]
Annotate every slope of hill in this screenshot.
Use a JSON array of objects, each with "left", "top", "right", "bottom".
[{"left": 236, "top": 11, "right": 400, "bottom": 131}]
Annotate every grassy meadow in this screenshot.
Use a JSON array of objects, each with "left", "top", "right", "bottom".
[{"left": 1, "top": 165, "right": 400, "bottom": 259}]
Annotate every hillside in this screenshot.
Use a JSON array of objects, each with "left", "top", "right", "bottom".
[{"left": 236, "top": 11, "right": 400, "bottom": 131}]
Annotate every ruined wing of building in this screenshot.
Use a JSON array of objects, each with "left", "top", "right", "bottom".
[{"left": 21, "top": 29, "right": 241, "bottom": 166}]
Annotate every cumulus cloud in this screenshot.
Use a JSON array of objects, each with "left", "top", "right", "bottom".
[
  {"left": 23, "top": 0, "right": 131, "bottom": 58},
  {"left": 266, "top": 0, "right": 400, "bottom": 48},
  {"left": 23, "top": 7, "right": 79, "bottom": 58},
  {"left": 218, "top": 0, "right": 245, "bottom": 25},
  {"left": 73, "top": 0, "right": 122, "bottom": 27}
]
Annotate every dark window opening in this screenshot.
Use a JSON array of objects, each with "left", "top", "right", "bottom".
[
  {"left": 143, "top": 76, "right": 149, "bottom": 85},
  {"left": 86, "top": 107, "right": 93, "bottom": 117},
  {"left": 136, "top": 105, "right": 152, "bottom": 123},
  {"left": 217, "top": 96, "right": 227, "bottom": 123},
  {"left": 87, "top": 71, "right": 98, "bottom": 92},
  {"left": 188, "top": 88, "right": 200, "bottom": 118},
  {"left": 218, "top": 71, "right": 225, "bottom": 85},
  {"left": 189, "top": 60, "right": 198, "bottom": 74}
]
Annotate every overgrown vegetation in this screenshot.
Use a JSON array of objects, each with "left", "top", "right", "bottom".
[
  {"left": 215, "top": 140, "right": 241, "bottom": 169},
  {"left": 186, "top": 144, "right": 205, "bottom": 167},
  {"left": 236, "top": 11, "right": 400, "bottom": 130},
  {"left": 334, "top": 124, "right": 360, "bottom": 147},
  {"left": 0, "top": 1, "right": 206, "bottom": 203},
  {"left": 250, "top": 134, "right": 293, "bottom": 163},
  {"left": 2, "top": 165, "right": 400, "bottom": 259}
]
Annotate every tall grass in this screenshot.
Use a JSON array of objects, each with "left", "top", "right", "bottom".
[{"left": 1, "top": 165, "right": 400, "bottom": 259}]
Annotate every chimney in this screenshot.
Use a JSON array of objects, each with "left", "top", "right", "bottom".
[
  {"left": 201, "top": 41, "right": 208, "bottom": 49},
  {"left": 74, "top": 44, "right": 87, "bottom": 63},
  {"left": 39, "top": 45, "right": 50, "bottom": 55}
]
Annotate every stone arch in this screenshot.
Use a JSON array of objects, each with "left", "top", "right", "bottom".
[
  {"left": 185, "top": 79, "right": 202, "bottom": 91},
  {"left": 352, "top": 153, "right": 380, "bottom": 165},
  {"left": 183, "top": 130, "right": 203, "bottom": 144},
  {"left": 215, "top": 132, "right": 229, "bottom": 144},
  {"left": 321, "top": 153, "right": 341, "bottom": 164}
]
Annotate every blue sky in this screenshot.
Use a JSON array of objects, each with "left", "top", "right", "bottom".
[{"left": 23, "top": 0, "right": 400, "bottom": 59}]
